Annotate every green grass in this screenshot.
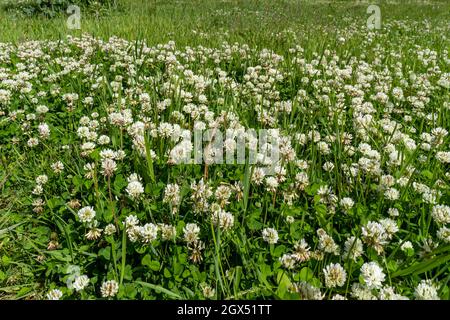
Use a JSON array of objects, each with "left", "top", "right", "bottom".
[
  {"left": 0, "top": 0, "right": 449, "bottom": 300},
  {"left": 0, "top": 0, "right": 448, "bottom": 47}
]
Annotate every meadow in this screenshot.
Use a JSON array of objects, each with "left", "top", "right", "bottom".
[{"left": 0, "top": 0, "right": 449, "bottom": 300}]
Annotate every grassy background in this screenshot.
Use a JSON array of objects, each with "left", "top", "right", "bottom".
[{"left": 0, "top": 0, "right": 449, "bottom": 48}]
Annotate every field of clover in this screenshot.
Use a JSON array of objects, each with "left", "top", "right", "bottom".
[{"left": 0, "top": 8, "right": 450, "bottom": 300}]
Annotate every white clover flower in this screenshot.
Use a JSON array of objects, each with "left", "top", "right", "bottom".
[
  {"left": 361, "top": 221, "right": 388, "bottom": 254},
  {"left": 77, "top": 126, "right": 90, "bottom": 139},
  {"left": 36, "top": 105, "right": 49, "bottom": 114},
  {"left": 79, "top": 116, "right": 90, "bottom": 126},
  {"left": 322, "top": 161, "right": 334, "bottom": 172},
  {"left": 331, "top": 294, "right": 347, "bottom": 300},
  {"left": 317, "top": 228, "right": 339, "bottom": 255},
  {"left": 115, "top": 150, "right": 126, "bottom": 160},
  {"left": 32, "top": 184, "right": 44, "bottom": 195},
  {"left": 126, "top": 225, "right": 141, "bottom": 243},
  {"left": 280, "top": 254, "right": 297, "bottom": 269},
  {"left": 84, "top": 97, "right": 94, "bottom": 105},
  {"left": 168, "top": 140, "right": 193, "bottom": 164},
  {"left": 379, "top": 286, "right": 409, "bottom": 300},
  {"left": 388, "top": 207, "right": 399, "bottom": 217},
  {"left": 101, "top": 158, "right": 117, "bottom": 177},
  {"left": 127, "top": 173, "right": 141, "bottom": 183},
  {"left": 163, "top": 183, "right": 181, "bottom": 208},
  {"left": 98, "top": 135, "right": 111, "bottom": 145},
  {"left": 100, "top": 149, "right": 116, "bottom": 160},
  {"left": 343, "top": 236, "right": 363, "bottom": 261},
  {"left": 200, "top": 283, "right": 215, "bottom": 299},
  {"left": 211, "top": 210, "right": 234, "bottom": 231},
  {"left": 46, "top": 289, "right": 63, "bottom": 300},
  {"left": 215, "top": 185, "right": 233, "bottom": 206},
  {"left": 38, "top": 123, "right": 50, "bottom": 139},
  {"left": 381, "top": 175, "right": 396, "bottom": 188},
  {"left": 286, "top": 215, "right": 295, "bottom": 224},
  {"left": 292, "top": 239, "right": 311, "bottom": 262},
  {"left": 317, "top": 141, "right": 330, "bottom": 154},
  {"left": 73, "top": 275, "right": 89, "bottom": 292},
  {"left": 125, "top": 215, "right": 139, "bottom": 228},
  {"left": 351, "top": 283, "right": 377, "bottom": 300},
  {"left": 422, "top": 191, "right": 438, "bottom": 204},
  {"left": 431, "top": 204, "right": 450, "bottom": 224},
  {"left": 126, "top": 180, "right": 144, "bottom": 200},
  {"left": 384, "top": 187, "right": 399, "bottom": 201},
  {"left": 323, "top": 263, "right": 347, "bottom": 288},
  {"left": 87, "top": 115, "right": 97, "bottom": 126},
  {"left": 437, "top": 226, "right": 450, "bottom": 243},
  {"left": 340, "top": 197, "right": 354, "bottom": 211},
  {"left": 81, "top": 142, "right": 96, "bottom": 155},
  {"left": 104, "top": 224, "right": 117, "bottom": 236},
  {"left": 159, "top": 224, "right": 176, "bottom": 241},
  {"left": 194, "top": 121, "right": 206, "bottom": 131},
  {"left": 295, "top": 171, "right": 309, "bottom": 190},
  {"left": 51, "top": 161, "right": 64, "bottom": 173},
  {"left": 100, "top": 280, "right": 119, "bottom": 298},
  {"left": 379, "top": 218, "right": 399, "bottom": 238},
  {"left": 85, "top": 226, "right": 102, "bottom": 240},
  {"left": 360, "top": 262, "right": 385, "bottom": 289},
  {"left": 392, "top": 87, "right": 404, "bottom": 100},
  {"left": 397, "top": 176, "right": 409, "bottom": 187},
  {"left": 400, "top": 241, "right": 414, "bottom": 252},
  {"left": 77, "top": 206, "right": 96, "bottom": 223},
  {"left": 292, "top": 281, "right": 324, "bottom": 300},
  {"left": 251, "top": 167, "right": 266, "bottom": 185},
  {"left": 262, "top": 227, "right": 279, "bottom": 244},
  {"left": 27, "top": 137, "right": 39, "bottom": 147},
  {"left": 436, "top": 151, "right": 450, "bottom": 163},
  {"left": 36, "top": 174, "right": 48, "bottom": 185},
  {"left": 139, "top": 223, "right": 158, "bottom": 243},
  {"left": 183, "top": 223, "right": 200, "bottom": 244},
  {"left": 265, "top": 176, "right": 279, "bottom": 192},
  {"left": 414, "top": 280, "right": 440, "bottom": 300},
  {"left": 83, "top": 163, "right": 96, "bottom": 179}
]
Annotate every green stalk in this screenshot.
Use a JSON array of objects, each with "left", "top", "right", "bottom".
[
  {"left": 120, "top": 226, "right": 127, "bottom": 286},
  {"left": 144, "top": 133, "right": 155, "bottom": 183}
]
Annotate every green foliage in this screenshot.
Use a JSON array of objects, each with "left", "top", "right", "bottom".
[
  {"left": 0, "top": 0, "right": 449, "bottom": 301},
  {"left": 2, "top": 0, "right": 118, "bottom": 17}
]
